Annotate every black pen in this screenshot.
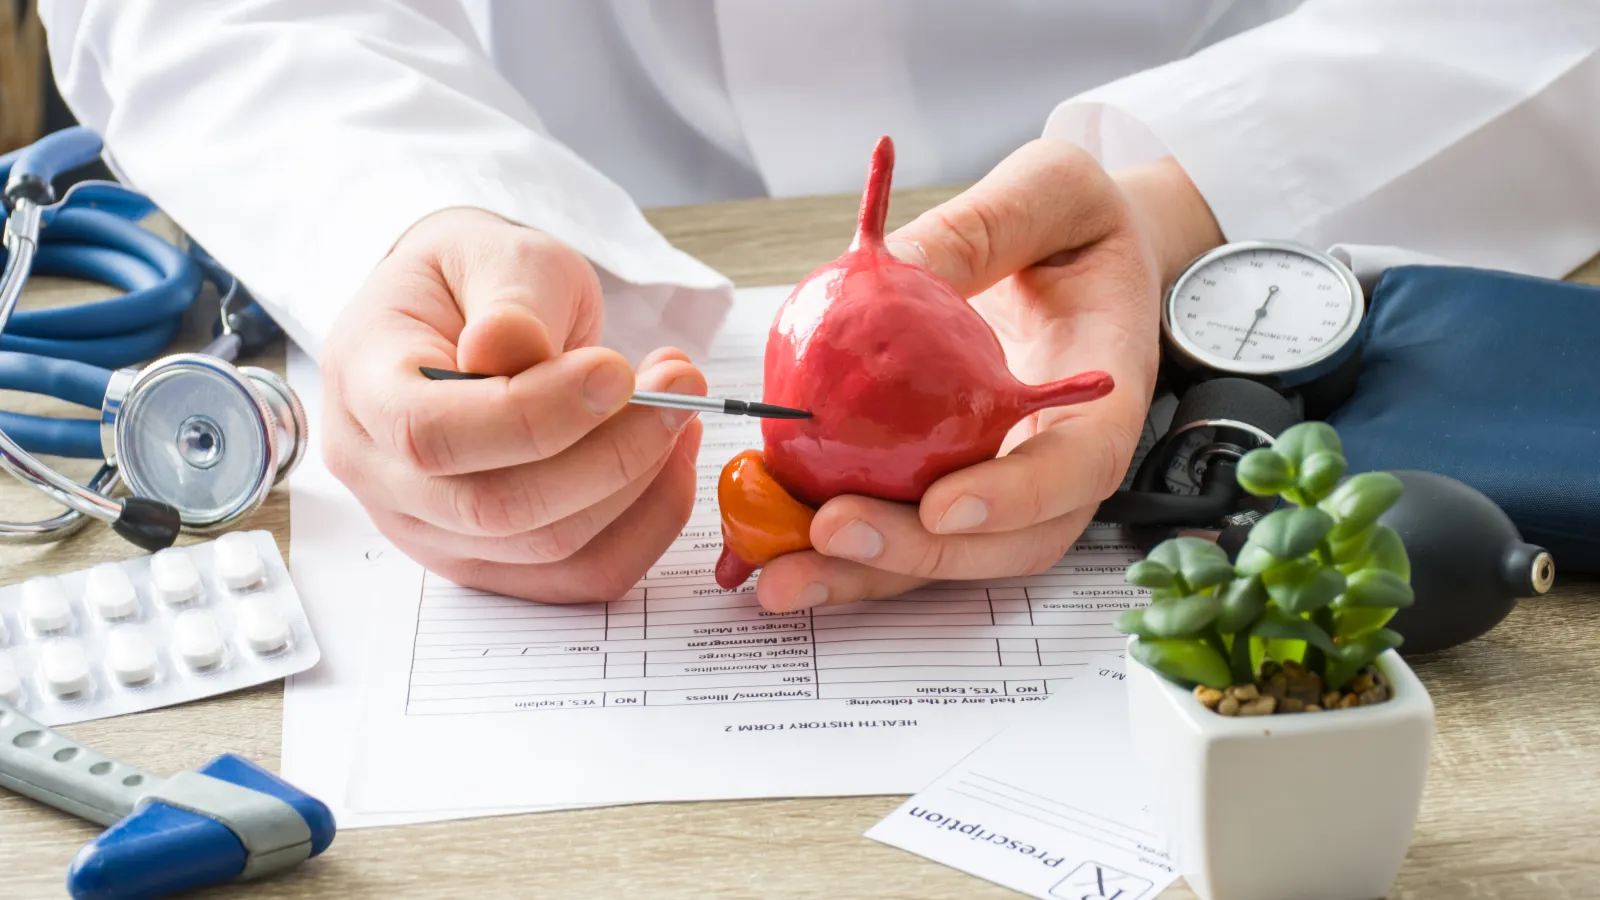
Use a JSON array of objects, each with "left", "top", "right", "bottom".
[{"left": 417, "top": 366, "right": 813, "bottom": 420}]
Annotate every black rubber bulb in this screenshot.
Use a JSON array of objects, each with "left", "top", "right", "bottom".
[{"left": 1376, "top": 470, "right": 1554, "bottom": 655}]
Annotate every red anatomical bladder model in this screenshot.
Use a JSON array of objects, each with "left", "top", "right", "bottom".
[{"left": 714, "top": 136, "right": 1114, "bottom": 590}]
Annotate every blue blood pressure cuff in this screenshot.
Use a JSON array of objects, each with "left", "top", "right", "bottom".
[{"left": 1324, "top": 264, "right": 1600, "bottom": 572}]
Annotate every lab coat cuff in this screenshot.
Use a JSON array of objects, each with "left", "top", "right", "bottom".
[
  {"left": 276, "top": 164, "right": 734, "bottom": 367},
  {"left": 1042, "top": 72, "right": 1308, "bottom": 246}
]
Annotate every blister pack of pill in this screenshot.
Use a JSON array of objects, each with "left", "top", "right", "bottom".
[{"left": 0, "top": 530, "right": 320, "bottom": 726}]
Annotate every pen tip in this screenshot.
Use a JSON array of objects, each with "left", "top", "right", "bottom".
[{"left": 745, "top": 402, "right": 813, "bottom": 419}]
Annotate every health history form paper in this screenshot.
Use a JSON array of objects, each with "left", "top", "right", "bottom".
[{"left": 344, "top": 285, "right": 1155, "bottom": 813}]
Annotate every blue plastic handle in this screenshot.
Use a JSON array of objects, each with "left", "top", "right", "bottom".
[
  {"left": 66, "top": 754, "right": 337, "bottom": 900},
  {"left": 8, "top": 127, "right": 103, "bottom": 196}
]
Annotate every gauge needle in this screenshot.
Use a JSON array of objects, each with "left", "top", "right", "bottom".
[{"left": 1233, "top": 285, "right": 1279, "bottom": 360}]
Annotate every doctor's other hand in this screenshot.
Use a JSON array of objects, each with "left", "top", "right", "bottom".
[
  {"left": 755, "top": 139, "right": 1222, "bottom": 613},
  {"left": 320, "top": 208, "right": 706, "bottom": 602}
]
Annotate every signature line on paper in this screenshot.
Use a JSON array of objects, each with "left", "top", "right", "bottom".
[
  {"left": 963, "top": 772, "right": 1160, "bottom": 840},
  {"left": 946, "top": 787, "right": 1152, "bottom": 854}
]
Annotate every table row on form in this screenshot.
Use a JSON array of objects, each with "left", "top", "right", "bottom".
[
  {"left": 407, "top": 676, "right": 1080, "bottom": 713},
  {"left": 411, "top": 641, "right": 1123, "bottom": 682}
]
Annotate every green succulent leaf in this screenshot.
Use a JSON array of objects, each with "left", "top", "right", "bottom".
[
  {"left": 1363, "top": 524, "right": 1411, "bottom": 579},
  {"left": 1324, "top": 628, "right": 1404, "bottom": 691},
  {"left": 1141, "top": 593, "right": 1222, "bottom": 638},
  {"left": 1146, "top": 537, "right": 1235, "bottom": 591},
  {"left": 1338, "top": 568, "right": 1414, "bottom": 609},
  {"left": 1234, "top": 543, "right": 1280, "bottom": 576},
  {"left": 1114, "top": 607, "right": 1153, "bottom": 637},
  {"left": 1186, "top": 560, "right": 1236, "bottom": 592},
  {"left": 1245, "top": 507, "right": 1335, "bottom": 562},
  {"left": 1330, "top": 523, "right": 1376, "bottom": 566},
  {"left": 1320, "top": 472, "right": 1404, "bottom": 540},
  {"left": 1332, "top": 606, "right": 1397, "bottom": 639},
  {"left": 1262, "top": 559, "right": 1347, "bottom": 614},
  {"left": 1337, "top": 523, "right": 1411, "bottom": 580},
  {"left": 1297, "top": 450, "right": 1348, "bottom": 501},
  {"left": 1236, "top": 448, "right": 1293, "bottom": 497},
  {"left": 1272, "top": 421, "right": 1343, "bottom": 468},
  {"left": 1214, "top": 575, "right": 1268, "bottom": 634},
  {"left": 1124, "top": 560, "right": 1176, "bottom": 590},
  {"left": 1265, "top": 637, "right": 1306, "bottom": 666},
  {"left": 1251, "top": 606, "right": 1340, "bottom": 656},
  {"left": 1128, "top": 637, "right": 1233, "bottom": 689}
]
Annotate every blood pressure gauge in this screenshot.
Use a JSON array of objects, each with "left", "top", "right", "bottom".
[
  {"left": 1162, "top": 240, "right": 1365, "bottom": 386},
  {"left": 1102, "top": 242, "right": 1367, "bottom": 551},
  {"left": 1151, "top": 241, "right": 1366, "bottom": 500}
]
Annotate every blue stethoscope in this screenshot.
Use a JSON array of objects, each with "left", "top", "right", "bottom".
[{"left": 1, "top": 127, "right": 306, "bottom": 551}]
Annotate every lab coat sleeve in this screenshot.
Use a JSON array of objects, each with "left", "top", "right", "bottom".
[
  {"left": 1044, "top": 0, "right": 1600, "bottom": 281},
  {"left": 36, "top": 0, "right": 733, "bottom": 364}
]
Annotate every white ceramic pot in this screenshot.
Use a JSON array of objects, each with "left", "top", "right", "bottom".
[{"left": 1126, "top": 638, "right": 1434, "bottom": 900}]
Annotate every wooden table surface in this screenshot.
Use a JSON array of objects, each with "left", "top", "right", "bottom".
[{"left": 3, "top": 185, "right": 1600, "bottom": 899}]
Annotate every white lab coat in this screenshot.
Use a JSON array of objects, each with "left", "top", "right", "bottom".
[{"left": 37, "top": 0, "right": 1600, "bottom": 365}]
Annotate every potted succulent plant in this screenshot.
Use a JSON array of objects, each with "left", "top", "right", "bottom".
[{"left": 1117, "top": 421, "right": 1435, "bottom": 900}]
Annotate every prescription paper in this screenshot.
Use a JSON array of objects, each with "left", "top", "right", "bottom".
[
  {"left": 333, "top": 285, "right": 1165, "bottom": 814},
  {"left": 866, "top": 655, "right": 1179, "bottom": 900}
]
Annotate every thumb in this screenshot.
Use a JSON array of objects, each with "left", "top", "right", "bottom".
[
  {"left": 884, "top": 138, "right": 1124, "bottom": 298},
  {"left": 426, "top": 216, "right": 605, "bottom": 377},
  {"left": 457, "top": 303, "right": 558, "bottom": 377}
]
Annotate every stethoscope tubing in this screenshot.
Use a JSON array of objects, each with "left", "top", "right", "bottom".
[
  {"left": 0, "top": 464, "right": 120, "bottom": 544},
  {"left": 0, "top": 128, "right": 193, "bottom": 548},
  {"left": 0, "top": 193, "right": 124, "bottom": 532},
  {"left": 0, "top": 134, "right": 212, "bottom": 459},
  {"left": 0, "top": 209, "right": 197, "bottom": 368},
  {"left": 0, "top": 351, "right": 112, "bottom": 458}
]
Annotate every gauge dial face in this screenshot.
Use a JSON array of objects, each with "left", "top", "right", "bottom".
[{"left": 1165, "top": 243, "right": 1361, "bottom": 375}]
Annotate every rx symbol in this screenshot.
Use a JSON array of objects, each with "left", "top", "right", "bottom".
[{"left": 1052, "top": 862, "right": 1154, "bottom": 900}]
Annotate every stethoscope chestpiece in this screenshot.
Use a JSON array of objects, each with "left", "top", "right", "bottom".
[
  {"left": 238, "top": 365, "right": 309, "bottom": 484},
  {"left": 101, "top": 354, "right": 307, "bottom": 532}
]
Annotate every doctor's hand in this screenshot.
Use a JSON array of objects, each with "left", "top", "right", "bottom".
[
  {"left": 755, "top": 139, "right": 1222, "bottom": 613},
  {"left": 320, "top": 208, "right": 706, "bottom": 602}
]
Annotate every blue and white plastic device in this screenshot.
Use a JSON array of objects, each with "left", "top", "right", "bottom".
[{"left": 0, "top": 700, "right": 334, "bottom": 899}]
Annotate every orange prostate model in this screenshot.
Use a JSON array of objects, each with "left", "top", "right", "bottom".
[
  {"left": 712, "top": 135, "right": 1114, "bottom": 591},
  {"left": 713, "top": 451, "right": 817, "bottom": 590}
]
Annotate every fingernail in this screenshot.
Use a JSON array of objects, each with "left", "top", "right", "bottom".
[
  {"left": 936, "top": 495, "right": 989, "bottom": 533},
  {"left": 659, "top": 375, "right": 700, "bottom": 430},
  {"left": 583, "top": 363, "right": 632, "bottom": 414},
  {"left": 785, "top": 582, "right": 831, "bottom": 612},
  {"left": 825, "top": 520, "right": 884, "bottom": 561},
  {"left": 886, "top": 240, "right": 927, "bottom": 267}
]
